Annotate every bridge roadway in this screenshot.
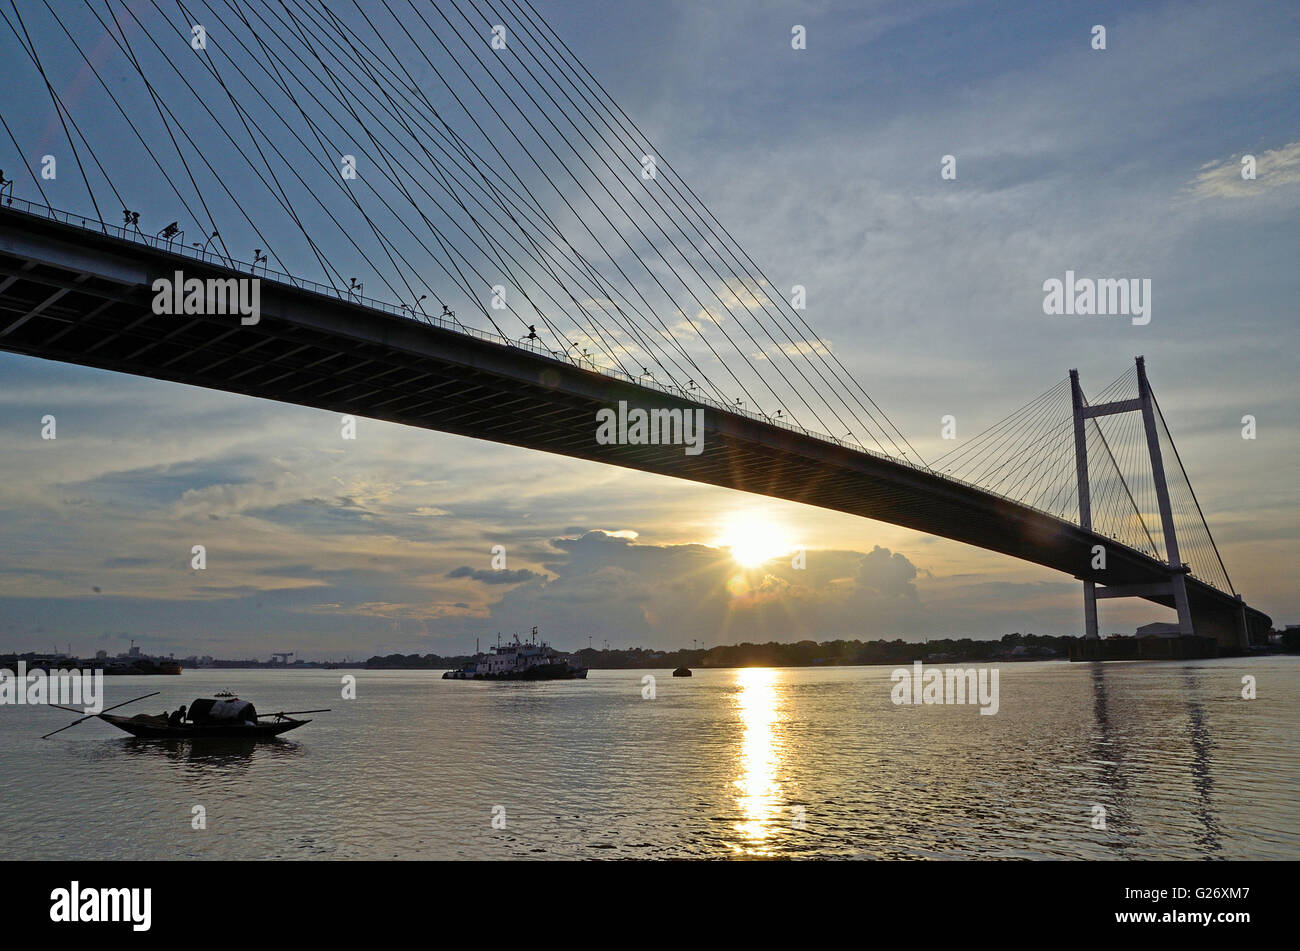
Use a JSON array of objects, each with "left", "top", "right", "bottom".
[{"left": 0, "top": 206, "right": 1270, "bottom": 645}]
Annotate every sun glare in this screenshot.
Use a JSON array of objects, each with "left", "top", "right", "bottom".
[{"left": 716, "top": 514, "right": 794, "bottom": 568}]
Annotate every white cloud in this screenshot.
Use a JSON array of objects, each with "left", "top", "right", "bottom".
[{"left": 1187, "top": 141, "right": 1300, "bottom": 199}]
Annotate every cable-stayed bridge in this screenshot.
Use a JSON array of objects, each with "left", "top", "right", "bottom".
[{"left": 0, "top": 1, "right": 1270, "bottom": 645}]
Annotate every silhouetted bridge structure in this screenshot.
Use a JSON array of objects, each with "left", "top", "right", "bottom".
[
  {"left": 0, "top": 202, "right": 1269, "bottom": 647},
  {"left": 0, "top": 2, "right": 1270, "bottom": 647}
]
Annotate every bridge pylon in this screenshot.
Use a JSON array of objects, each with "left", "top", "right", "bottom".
[{"left": 1069, "top": 356, "right": 1244, "bottom": 646}]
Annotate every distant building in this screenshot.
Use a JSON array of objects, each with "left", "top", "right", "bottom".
[
  {"left": 1072, "top": 623, "right": 1217, "bottom": 661},
  {"left": 1136, "top": 622, "right": 1182, "bottom": 637}
]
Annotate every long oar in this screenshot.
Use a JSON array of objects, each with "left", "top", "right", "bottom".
[
  {"left": 258, "top": 708, "right": 331, "bottom": 719},
  {"left": 41, "top": 691, "right": 161, "bottom": 739}
]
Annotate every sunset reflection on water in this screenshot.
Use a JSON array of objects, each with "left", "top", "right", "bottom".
[
  {"left": 5, "top": 662, "right": 1298, "bottom": 859},
  {"left": 731, "top": 667, "right": 786, "bottom": 853}
]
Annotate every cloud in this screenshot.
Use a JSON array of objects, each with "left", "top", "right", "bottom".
[
  {"left": 1187, "top": 141, "right": 1300, "bottom": 199},
  {"left": 471, "top": 531, "right": 931, "bottom": 646},
  {"left": 446, "top": 566, "right": 545, "bottom": 585},
  {"left": 856, "top": 545, "right": 920, "bottom": 599}
]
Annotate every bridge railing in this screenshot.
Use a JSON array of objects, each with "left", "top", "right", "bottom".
[
  {"left": 3, "top": 194, "right": 935, "bottom": 464},
  {"left": 0, "top": 195, "right": 1229, "bottom": 593}
]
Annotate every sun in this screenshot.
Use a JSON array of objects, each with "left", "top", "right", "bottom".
[{"left": 716, "top": 513, "right": 795, "bottom": 568}]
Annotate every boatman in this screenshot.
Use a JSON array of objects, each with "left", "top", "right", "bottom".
[{"left": 167, "top": 704, "right": 187, "bottom": 727}]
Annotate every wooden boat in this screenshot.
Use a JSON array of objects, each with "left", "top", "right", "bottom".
[
  {"left": 98, "top": 712, "right": 311, "bottom": 739},
  {"left": 41, "top": 691, "right": 328, "bottom": 741}
]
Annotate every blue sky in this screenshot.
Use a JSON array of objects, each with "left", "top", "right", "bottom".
[{"left": 0, "top": 0, "right": 1296, "bottom": 658}]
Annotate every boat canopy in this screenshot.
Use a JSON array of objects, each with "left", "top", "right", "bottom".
[{"left": 189, "top": 698, "right": 258, "bottom": 724}]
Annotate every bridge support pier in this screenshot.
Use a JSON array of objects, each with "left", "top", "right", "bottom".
[
  {"left": 1070, "top": 370, "right": 1100, "bottom": 639},
  {"left": 1082, "top": 580, "right": 1098, "bottom": 639},
  {"left": 1136, "top": 357, "right": 1196, "bottom": 637},
  {"left": 1069, "top": 358, "right": 1258, "bottom": 650}
]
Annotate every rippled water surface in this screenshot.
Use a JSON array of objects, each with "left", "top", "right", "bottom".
[{"left": 2, "top": 659, "right": 1297, "bottom": 859}]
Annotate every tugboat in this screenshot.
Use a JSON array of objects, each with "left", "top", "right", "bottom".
[{"left": 443, "top": 628, "right": 587, "bottom": 680}]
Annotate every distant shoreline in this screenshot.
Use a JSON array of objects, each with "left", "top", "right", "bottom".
[{"left": 8, "top": 630, "right": 1294, "bottom": 674}]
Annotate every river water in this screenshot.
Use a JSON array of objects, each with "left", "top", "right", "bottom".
[{"left": 1, "top": 658, "right": 1296, "bottom": 859}]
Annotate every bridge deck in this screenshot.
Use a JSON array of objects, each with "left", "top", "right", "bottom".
[{"left": 0, "top": 207, "right": 1269, "bottom": 640}]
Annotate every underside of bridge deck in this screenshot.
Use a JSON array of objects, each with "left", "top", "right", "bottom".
[{"left": 0, "top": 209, "right": 1270, "bottom": 646}]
